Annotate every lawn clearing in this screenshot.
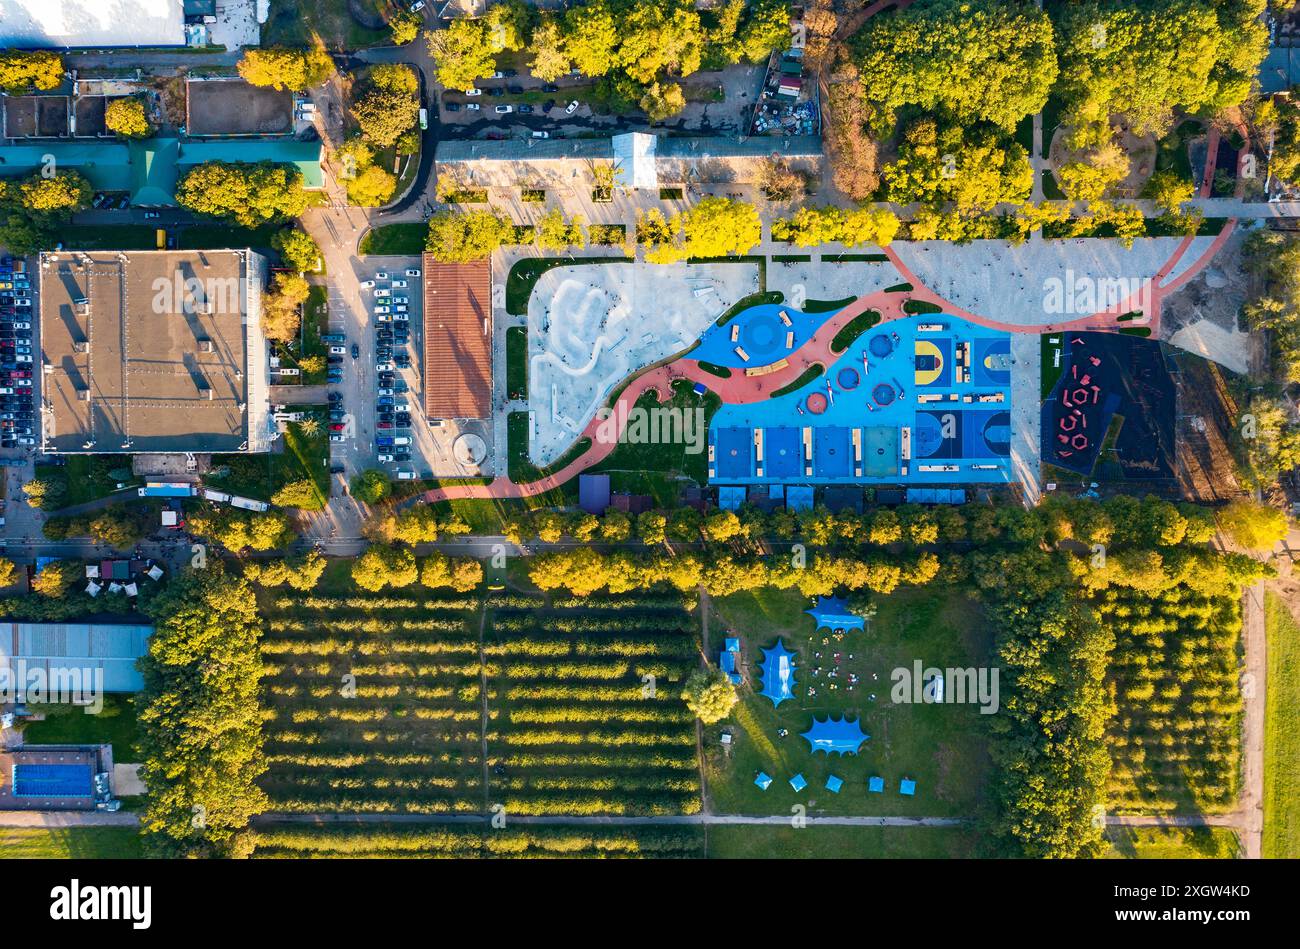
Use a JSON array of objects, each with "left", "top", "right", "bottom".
[
  {"left": 704, "top": 585, "right": 993, "bottom": 817},
  {"left": 261, "top": 0, "right": 389, "bottom": 49},
  {"left": 589, "top": 380, "right": 721, "bottom": 488},
  {"left": 506, "top": 325, "right": 528, "bottom": 400},
  {"left": 207, "top": 414, "right": 329, "bottom": 508},
  {"left": 1103, "top": 826, "right": 1240, "bottom": 859},
  {"left": 1264, "top": 590, "right": 1300, "bottom": 858},
  {"left": 0, "top": 827, "right": 142, "bottom": 859},
  {"left": 360, "top": 223, "right": 427, "bottom": 256},
  {"left": 34, "top": 455, "right": 139, "bottom": 508},
  {"left": 706, "top": 824, "right": 978, "bottom": 858},
  {"left": 20, "top": 694, "right": 140, "bottom": 763}
]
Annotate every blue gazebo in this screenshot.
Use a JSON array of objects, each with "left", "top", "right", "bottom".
[
  {"left": 825, "top": 775, "right": 843, "bottom": 794},
  {"left": 758, "top": 639, "right": 798, "bottom": 707},
  {"left": 805, "top": 596, "right": 866, "bottom": 631},
  {"left": 900, "top": 778, "right": 916, "bottom": 796},
  {"left": 755, "top": 771, "right": 773, "bottom": 791},
  {"left": 789, "top": 773, "right": 808, "bottom": 792},
  {"left": 868, "top": 776, "right": 885, "bottom": 793},
  {"left": 800, "top": 714, "right": 870, "bottom": 755}
]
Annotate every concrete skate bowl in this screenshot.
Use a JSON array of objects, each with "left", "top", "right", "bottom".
[{"left": 453, "top": 433, "right": 489, "bottom": 467}]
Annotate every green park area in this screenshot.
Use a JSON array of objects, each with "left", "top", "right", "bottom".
[
  {"left": 703, "top": 585, "right": 993, "bottom": 819},
  {"left": 0, "top": 828, "right": 142, "bottom": 859},
  {"left": 1264, "top": 591, "right": 1300, "bottom": 858}
]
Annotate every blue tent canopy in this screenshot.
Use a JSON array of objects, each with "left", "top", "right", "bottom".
[
  {"left": 755, "top": 771, "right": 773, "bottom": 790},
  {"left": 900, "top": 778, "right": 916, "bottom": 796},
  {"left": 868, "top": 776, "right": 885, "bottom": 793},
  {"left": 805, "top": 596, "right": 865, "bottom": 631},
  {"left": 789, "top": 773, "right": 808, "bottom": 792},
  {"left": 825, "top": 775, "right": 843, "bottom": 793},
  {"left": 724, "top": 637, "right": 740, "bottom": 653},
  {"left": 758, "top": 639, "right": 797, "bottom": 707},
  {"left": 801, "top": 714, "right": 869, "bottom": 755}
]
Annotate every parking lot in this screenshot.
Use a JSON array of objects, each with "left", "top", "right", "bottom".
[
  {"left": 325, "top": 257, "right": 497, "bottom": 484},
  {"left": 0, "top": 257, "right": 39, "bottom": 455}
]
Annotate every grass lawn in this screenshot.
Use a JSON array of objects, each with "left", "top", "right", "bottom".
[
  {"left": 506, "top": 326, "right": 528, "bottom": 400},
  {"left": 261, "top": 0, "right": 389, "bottom": 49},
  {"left": 35, "top": 455, "right": 139, "bottom": 508},
  {"left": 706, "top": 824, "right": 978, "bottom": 858},
  {"left": 360, "top": 222, "right": 427, "bottom": 256},
  {"left": 21, "top": 694, "right": 140, "bottom": 762},
  {"left": 56, "top": 225, "right": 158, "bottom": 250},
  {"left": 1264, "top": 591, "right": 1300, "bottom": 858},
  {"left": 207, "top": 414, "right": 329, "bottom": 507},
  {"left": 1041, "top": 331, "right": 1064, "bottom": 399},
  {"left": 505, "top": 256, "right": 631, "bottom": 315},
  {"left": 0, "top": 827, "right": 142, "bottom": 859},
  {"left": 829, "top": 308, "right": 881, "bottom": 354},
  {"left": 507, "top": 410, "right": 591, "bottom": 485},
  {"left": 1103, "top": 826, "right": 1240, "bottom": 859},
  {"left": 179, "top": 222, "right": 283, "bottom": 251},
  {"left": 703, "top": 585, "right": 993, "bottom": 817},
  {"left": 589, "top": 380, "right": 721, "bottom": 489}
]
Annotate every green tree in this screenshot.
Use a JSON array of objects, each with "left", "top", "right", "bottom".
[
  {"left": 352, "top": 64, "right": 421, "bottom": 148},
  {"left": 104, "top": 96, "right": 152, "bottom": 139},
  {"left": 528, "top": 13, "right": 573, "bottom": 82},
  {"left": 535, "top": 208, "right": 585, "bottom": 250},
  {"left": 739, "top": 0, "right": 792, "bottom": 63},
  {"left": 1217, "top": 499, "right": 1288, "bottom": 553},
  {"left": 237, "top": 46, "right": 335, "bottom": 91},
  {"left": 0, "top": 557, "right": 15, "bottom": 588},
  {"left": 31, "top": 560, "right": 76, "bottom": 598},
  {"left": 427, "top": 19, "right": 498, "bottom": 90},
  {"left": 347, "top": 165, "right": 398, "bottom": 207},
  {"left": 21, "top": 172, "right": 91, "bottom": 215},
  {"left": 271, "top": 228, "right": 321, "bottom": 272},
  {"left": 89, "top": 509, "right": 147, "bottom": 549},
  {"left": 681, "top": 668, "right": 738, "bottom": 724},
  {"left": 425, "top": 209, "right": 515, "bottom": 262},
  {"left": 390, "top": 10, "right": 422, "bottom": 45},
  {"left": 350, "top": 469, "right": 392, "bottom": 505},
  {"left": 352, "top": 544, "right": 419, "bottom": 591},
  {"left": 564, "top": 0, "right": 622, "bottom": 78},
  {"left": 23, "top": 477, "right": 66, "bottom": 511},
  {"left": 137, "top": 568, "right": 267, "bottom": 857},
  {"left": 420, "top": 553, "right": 484, "bottom": 592},
  {"left": 639, "top": 81, "right": 686, "bottom": 122},
  {"left": 851, "top": 0, "right": 1057, "bottom": 131},
  {"left": 175, "top": 161, "right": 309, "bottom": 228},
  {"left": 271, "top": 478, "right": 324, "bottom": 509}
]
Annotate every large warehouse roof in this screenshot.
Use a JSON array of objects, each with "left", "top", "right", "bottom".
[
  {"left": 38, "top": 249, "right": 273, "bottom": 454},
  {"left": 422, "top": 257, "right": 492, "bottom": 420},
  {"left": 0, "top": 621, "right": 153, "bottom": 693},
  {"left": 0, "top": 0, "right": 185, "bottom": 48}
]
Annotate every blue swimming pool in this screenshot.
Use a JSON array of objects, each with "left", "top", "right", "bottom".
[
  {"left": 12, "top": 764, "right": 94, "bottom": 798},
  {"left": 708, "top": 313, "right": 1015, "bottom": 485}
]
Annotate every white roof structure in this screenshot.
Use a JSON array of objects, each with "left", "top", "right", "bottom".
[
  {"left": 611, "top": 132, "right": 658, "bottom": 190},
  {"left": 0, "top": 0, "right": 185, "bottom": 48}
]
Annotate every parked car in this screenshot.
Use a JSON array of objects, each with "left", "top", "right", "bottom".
[
  {"left": 466, "top": 103, "right": 481, "bottom": 111},
  {"left": 518, "top": 104, "right": 534, "bottom": 114},
  {"left": 377, "top": 453, "right": 395, "bottom": 463},
  {"left": 405, "top": 269, "right": 421, "bottom": 277},
  {"left": 377, "top": 387, "right": 395, "bottom": 397},
  {"left": 507, "top": 86, "right": 523, "bottom": 95},
  {"left": 489, "top": 87, "right": 505, "bottom": 97},
  {"left": 444, "top": 102, "right": 461, "bottom": 112},
  {"left": 327, "top": 355, "right": 343, "bottom": 364},
  {"left": 360, "top": 280, "right": 375, "bottom": 289},
  {"left": 376, "top": 362, "right": 394, "bottom": 372},
  {"left": 329, "top": 433, "right": 345, "bottom": 442},
  {"left": 377, "top": 421, "right": 394, "bottom": 430},
  {"left": 375, "top": 272, "right": 390, "bottom": 280},
  {"left": 374, "top": 305, "right": 391, "bottom": 314},
  {"left": 329, "top": 423, "right": 346, "bottom": 432},
  {"left": 410, "top": 0, "right": 425, "bottom": 11},
  {"left": 465, "top": 88, "right": 482, "bottom": 96},
  {"left": 566, "top": 100, "right": 580, "bottom": 114},
  {"left": 392, "top": 280, "right": 407, "bottom": 289},
  {"left": 351, "top": 343, "right": 360, "bottom": 359},
  {"left": 329, "top": 346, "right": 346, "bottom": 355},
  {"left": 394, "top": 452, "right": 411, "bottom": 462},
  {"left": 531, "top": 131, "right": 549, "bottom": 139},
  {"left": 494, "top": 105, "right": 513, "bottom": 114}
]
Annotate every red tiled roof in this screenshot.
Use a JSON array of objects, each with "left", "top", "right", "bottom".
[{"left": 422, "top": 257, "right": 492, "bottom": 419}]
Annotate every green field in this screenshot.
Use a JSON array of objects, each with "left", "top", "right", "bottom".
[
  {"left": 56, "top": 225, "right": 158, "bottom": 250},
  {"left": 1264, "top": 591, "right": 1300, "bottom": 858},
  {"left": 21, "top": 694, "right": 140, "bottom": 763},
  {"left": 33, "top": 455, "right": 140, "bottom": 508},
  {"left": 261, "top": 0, "right": 388, "bottom": 48},
  {"left": 589, "top": 379, "right": 722, "bottom": 493},
  {"left": 506, "top": 326, "right": 528, "bottom": 400},
  {"left": 704, "top": 585, "right": 993, "bottom": 817},
  {"left": 0, "top": 827, "right": 142, "bottom": 859},
  {"left": 706, "top": 824, "right": 978, "bottom": 858},
  {"left": 360, "top": 223, "right": 427, "bottom": 256},
  {"left": 1103, "top": 826, "right": 1240, "bottom": 859},
  {"left": 207, "top": 415, "right": 329, "bottom": 508}
]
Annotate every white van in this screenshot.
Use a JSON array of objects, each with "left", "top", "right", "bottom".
[
  {"left": 396, "top": 469, "right": 416, "bottom": 480},
  {"left": 393, "top": 436, "right": 411, "bottom": 446}
]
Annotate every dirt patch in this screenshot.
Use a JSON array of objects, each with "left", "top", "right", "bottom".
[
  {"left": 74, "top": 96, "right": 108, "bottom": 137},
  {"left": 186, "top": 79, "right": 294, "bottom": 136},
  {"left": 1169, "top": 350, "right": 1245, "bottom": 503},
  {"left": 1048, "top": 118, "right": 1157, "bottom": 199}
]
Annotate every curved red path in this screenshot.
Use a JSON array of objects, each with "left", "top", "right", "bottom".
[{"left": 423, "top": 221, "right": 1238, "bottom": 502}]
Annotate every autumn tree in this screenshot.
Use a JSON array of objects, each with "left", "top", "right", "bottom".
[
  {"left": 352, "top": 64, "right": 421, "bottom": 148},
  {"left": 639, "top": 81, "right": 686, "bottom": 122},
  {"left": 350, "top": 468, "right": 393, "bottom": 505},
  {"left": 528, "top": 13, "right": 574, "bottom": 81},
  {"left": 0, "top": 51, "right": 63, "bottom": 93},
  {"left": 425, "top": 208, "right": 515, "bottom": 262},
  {"left": 175, "top": 161, "right": 309, "bottom": 228},
  {"left": 104, "top": 96, "right": 152, "bottom": 139},
  {"left": 261, "top": 272, "right": 311, "bottom": 343},
  {"left": 352, "top": 544, "right": 419, "bottom": 591},
  {"left": 681, "top": 668, "right": 738, "bottom": 724},
  {"left": 237, "top": 46, "right": 335, "bottom": 91},
  {"left": 271, "top": 228, "right": 321, "bottom": 272}
]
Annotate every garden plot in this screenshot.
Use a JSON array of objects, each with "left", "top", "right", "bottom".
[
  {"left": 483, "top": 592, "right": 702, "bottom": 816},
  {"left": 893, "top": 237, "right": 1218, "bottom": 326},
  {"left": 258, "top": 588, "right": 485, "bottom": 814},
  {"left": 526, "top": 261, "right": 760, "bottom": 466}
]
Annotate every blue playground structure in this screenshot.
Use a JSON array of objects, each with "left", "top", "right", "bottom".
[
  {"left": 801, "top": 714, "right": 870, "bottom": 755},
  {"left": 720, "top": 636, "right": 743, "bottom": 684},
  {"left": 758, "top": 639, "right": 798, "bottom": 707}
]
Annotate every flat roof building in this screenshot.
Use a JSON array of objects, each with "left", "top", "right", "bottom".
[
  {"left": 436, "top": 133, "right": 823, "bottom": 191},
  {"left": 0, "top": 620, "right": 152, "bottom": 695},
  {"left": 37, "top": 249, "right": 273, "bottom": 454},
  {"left": 0, "top": 0, "right": 186, "bottom": 48},
  {"left": 422, "top": 257, "right": 493, "bottom": 420}
]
